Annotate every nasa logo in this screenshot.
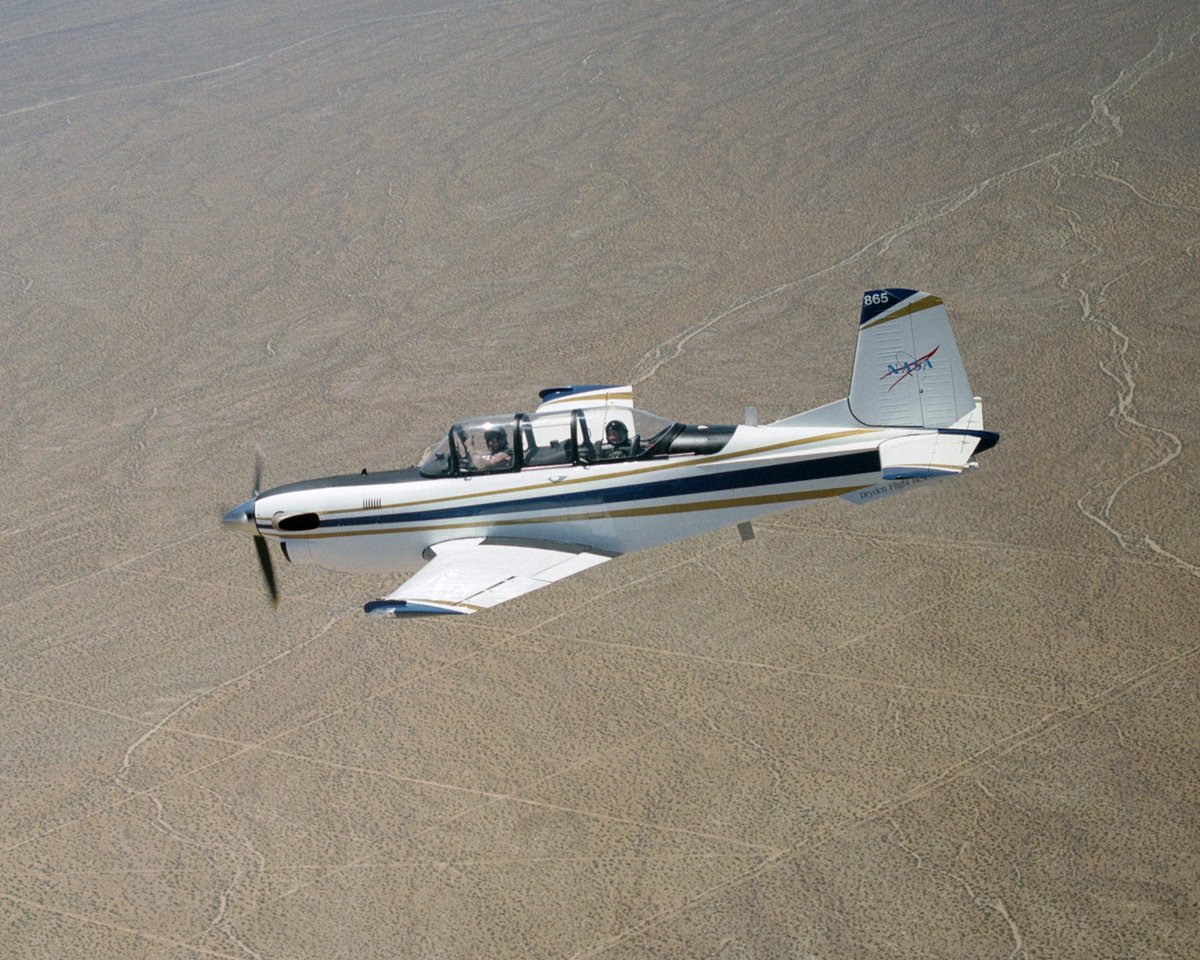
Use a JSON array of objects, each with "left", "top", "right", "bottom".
[{"left": 881, "top": 346, "right": 939, "bottom": 390}]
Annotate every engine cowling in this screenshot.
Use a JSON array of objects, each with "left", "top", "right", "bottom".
[{"left": 280, "top": 540, "right": 314, "bottom": 565}]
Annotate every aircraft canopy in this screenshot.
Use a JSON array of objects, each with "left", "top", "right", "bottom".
[{"left": 417, "top": 406, "right": 700, "bottom": 477}]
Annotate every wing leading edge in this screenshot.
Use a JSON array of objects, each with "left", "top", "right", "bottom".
[{"left": 364, "top": 538, "right": 618, "bottom": 617}]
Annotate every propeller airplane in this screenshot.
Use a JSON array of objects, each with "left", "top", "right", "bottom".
[{"left": 222, "top": 288, "right": 998, "bottom": 617}]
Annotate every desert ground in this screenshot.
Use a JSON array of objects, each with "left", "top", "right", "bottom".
[{"left": 1, "top": 1, "right": 1198, "bottom": 957}]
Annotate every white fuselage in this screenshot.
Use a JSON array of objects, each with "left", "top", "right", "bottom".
[{"left": 253, "top": 422, "right": 913, "bottom": 575}]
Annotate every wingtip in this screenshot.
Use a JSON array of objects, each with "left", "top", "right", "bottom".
[{"left": 364, "top": 599, "right": 468, "bottom": 618}]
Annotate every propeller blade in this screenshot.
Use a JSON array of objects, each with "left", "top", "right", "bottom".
[
  {"left": 253, "top": 444, "right": 265, "bottom": 497},
  {"left": 253, "top": 533, "right": 279, "bottom": 607}
]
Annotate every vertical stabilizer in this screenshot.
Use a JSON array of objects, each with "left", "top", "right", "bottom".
[{"left": 849, "top": 289, "right": 975, "bottom": 428}]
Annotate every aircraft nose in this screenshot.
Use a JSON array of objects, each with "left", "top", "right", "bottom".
[{"left": 221, "top": 498, "right": 258, "bottom": 536}]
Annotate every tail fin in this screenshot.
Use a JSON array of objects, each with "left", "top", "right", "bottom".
[{"left": 849, "top": 289, "right": 975, "bottom": 428}]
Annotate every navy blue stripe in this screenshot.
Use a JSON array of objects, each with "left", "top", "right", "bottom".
[
  {"left": 320, "top": 450, "right": 880, "bottom": 530},
  {"left": 860, "top": 288, "right": 916, "bottom": 326}
]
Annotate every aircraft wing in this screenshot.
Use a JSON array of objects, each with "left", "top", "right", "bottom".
[{"left": 364, "top": 537, "right": 617, "bottom": 617}]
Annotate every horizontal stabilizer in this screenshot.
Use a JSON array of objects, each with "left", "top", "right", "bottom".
[
  {"left": 878, "top": 433, "right": 974, "bottom": 480},
  {"left": 841, "top": 398, "right": 997, "bottom": 505}
]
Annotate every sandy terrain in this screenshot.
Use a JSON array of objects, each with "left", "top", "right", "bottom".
[{"left": 1, "top": 1, "right": 1197, "bottom": 956}]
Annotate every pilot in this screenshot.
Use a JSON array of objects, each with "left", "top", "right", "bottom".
[
  {"left": 596, "top": 420, "right": 632, "bottom": 460},
  {"left": 470, "top": 427, "right": 513, "bottom": 471}
]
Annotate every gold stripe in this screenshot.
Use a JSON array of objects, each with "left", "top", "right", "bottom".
[
  {"left": 860, "top": 294, "right": 943, "bottom": 331},
  {"left": 270, "top": 484, "right": 870, "bottom": 541},
  {"left": 320, "top": 427, "right": 878, "bottom": 519}
]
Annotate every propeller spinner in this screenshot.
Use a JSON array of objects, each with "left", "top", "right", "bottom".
[{"left": 221, "top": 446, "right": 279, "bottom": 606}]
